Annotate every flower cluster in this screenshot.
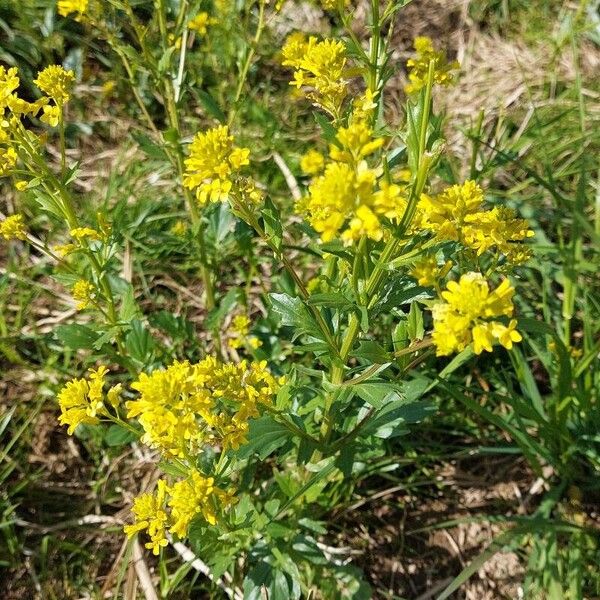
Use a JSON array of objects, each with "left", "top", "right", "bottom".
[
  {"left": 417, "top": 180, "right": 534, "bottom": 264},
  {"left": 411, "top": 255, "right": 452, "bottom": 287},
  {"left": 0, "top": 64, "right": 75, "bottom": 184},
  {"left": 124, "top": 472, "right": 234, "bottom": 555},
  {"left": 298, "top": 112, "right": 411, "bottom": 244},
  {"left": 33, "top": 65, "right": 75, "bottom": 106},
  {"left": 126, "top": 357, "right": 283, "bottom": 457},
  {"left": 405, "top": 36, "right": 459, "bottom": 94},
  {"left": 281, "top": 33, "right": 349, "bottom": 118},
  {"left": 431, "top": 273, "right": 522, "bottom": 356},
  {"left": 57, "top": 366, "right": 121, "bottom": 434},
  {"left": 71, "top": 279, "right": 95, "bottom": 310},
  {"left": 188, "top": 12, "right": 215, "bottom": 35},
  {"left": 0, "top": 214, "right": 27, "bottom": 240},
  {"left": 228, "top": 315, "right": 262, "bottom": 350},
  {"left": 57, "top": 0, "right": 88, "bottom": 19},
  {"left": 183, "top": 125, "right": 250, "bottom": 205}
]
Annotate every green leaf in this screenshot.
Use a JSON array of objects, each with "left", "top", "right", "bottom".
[
  {"left": 407, "top": 301, "right": 424, "bottom": 340},
  {"left": 269, "top": 293, "right": 323, "bottom": 340},
  {"left": 55, "top": 324, "right": 99, "bottom": 350},
  {"left": 119, "top": 284, "right": 139, "bottom": 322},
  {"left": 125, "top": 320, "right": 155, "bottom": 363},
  {"left": 34, "top": 189, "right": 65, "bottom": 219},
  {"left": 243, "top": 561, "right": 271, "bottom": 600},
  {"left": 270, "top": 569, "right": 294, "bottom": 600},
  {"left": 261, "top": 197, "right": 283, "bottom": 251},
  {"left": 313, "top": 111, "right": 336, "bottom": 142},
  {"left": 351, "top": 341, "right": 390, "bottom": 363},
  {"left": 235, "top": 416, "right": 291, "bottom": 460},
  {"left": 205, "top": 288, "right": 241, "bottom": 330},
  {"left": 307, "top": 292, "right": 355, "bottom": 311},
  {"left": 361, "top": 398, "right": 435, "bottom": 439},
  {"left": 354, "top": 382, "right": 401, "bottom": 409},
  {"left": 196, "top": 90, "right": 226, "bottom": 123},
  {"left": 373, "top": 283, "right": 429, "bottom": 316},
  {"left": 131, "top": 132, "right": 168, "bottom": 160},
  {"left": 104, "top": 424, "right": 137, "bottom": 447}
]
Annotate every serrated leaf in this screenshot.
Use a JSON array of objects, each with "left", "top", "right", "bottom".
[
  {"left": 269, "top": 293, "right": 323, "bottom": 341},
  {"left": 55, "top": 324, "right": 99, "bottom": 350},
  {"left": 125, "top": 319, "right": 155, "bottom": 363},
  {"left": 354, "top": 382, "right": 402, "bottom": 409},
  {"left": 351, "top": 341, "right": 390, "bottom": 363}
]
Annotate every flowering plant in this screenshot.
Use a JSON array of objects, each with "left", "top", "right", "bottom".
[{"left": 5, "top": 1, "right": 594, "bottom": 598}]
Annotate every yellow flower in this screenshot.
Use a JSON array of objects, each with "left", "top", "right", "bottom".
[
  {"left": 352, "top": 89, "right": 378, "bottom": 122},
  {"left": 169, "top": 471, "right": 226, "bottom": 536},
  {"left": 127, "top": 358, "right": 282, "bottom": 458},
  {"left": 70, "top": 226, "right": 102, "bottom": 242},
  {"left": 281, "top": 34, "right": 348, "bottom": 117},
  {"left": 71, "top": 279, "right": 94, "bottom": 310},
  {"left": 411, "top": 256, "right": 452, "bottom": 286},
  {"left": 320, "top": 0, "right": 349, "bottom": 10},
  {"left": 341, "top": 204, "right": 383, "bottom": 244},
  {"left": 228, "top": 314, "right": 262, "bottom": 350},
  {"left": 0, "top": 214, "right": 27, "bottom": 240},
  {"left": 301, "top": 162, "right": 356, "bottom": 242},
  {"left": 300, "top": 153, "right": 387, "bottom": 245},
  {"left": 101, "top": 80, "right": 116, "bottom": 96},
  {"left": 106, "top": 383, "right": 122, "bottom": 408},
  {"left": 330, "top": 121, "right": 384, "bottom": 164},
  {"left": 491, "top": 319, "right": 522, "bottom": 350},
  {"left": 57, "top": 366, "right": 109, "bottom": 434},
  {"left": 33, "top": 65, "right": 75, "bottom": 105},
  {"left": 0, "top": 146, "right": 17, "bottom": 177},
  {"left": 183, "top": 126, "right": 250, "bottom": 205},
  {"left": 57, "top": 0, "right": 88, "bottom": 18},
  {"left": 188, "top": 12, "right": 215, "bottom": 35},
  {"left": 124, "top": 475, "right": 234, "bottom": 552},
  {"left": 40, "top": 104, "right": 60, "bottom": 127},
  {"left": 372, "top": 182, "right": 407, "bottom": 222},
  {"left": 431, "top": 273, "right": 521, "bottom": 356},
  {"left": 53, "top": 243, "right": 77, "bottom": 257},
  {"left": 405, "top": 36, "right": 459, "bottom": 94},
  {"left": 15, "top": 180, "right": 27, "bottom": 191},
  {"left": 418, "top": 181, "right": 533, "bottom": 263},
  {"left": 0, "top": 66, "right": 20, "bottom": 106},
  {"left": 300, "top": 149, "right": 325, "bottom": 176},
  {"left": 170, "top": 220, "right": 188, "bottom": 236},
  {"left": 6, "top": 94, "right": 47, "bottom": 117},
  {"left": 124, "top": 480, "right": 169, "bottom": 555}
]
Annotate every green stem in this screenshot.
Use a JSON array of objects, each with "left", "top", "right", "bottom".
[
  {"left": 233, "top": 199, "right": 338, "bottom": 356},
  {"left": 330, "top": 60, "right": 437, "bottom": 383},
  {"left": 228, "top": 0, "right": 267, "bottom": 127},
  {"left": 368, "top": 0, "right": 381, "bottom": 95},
  {"left": 59, "top": 106, "right": 66, "bottom": 177}
]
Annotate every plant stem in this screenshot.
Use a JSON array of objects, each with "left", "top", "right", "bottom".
[
  {"left": 228, "top": 0, "right": 267, "bottom": 127},
  {"left": 330, "top": 60, "right": 437, "bottom": 384}
]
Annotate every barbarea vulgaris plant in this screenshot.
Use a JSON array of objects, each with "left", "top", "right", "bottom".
[{"left": 2, "top": 0, "right": 540, "bottom": 596}]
